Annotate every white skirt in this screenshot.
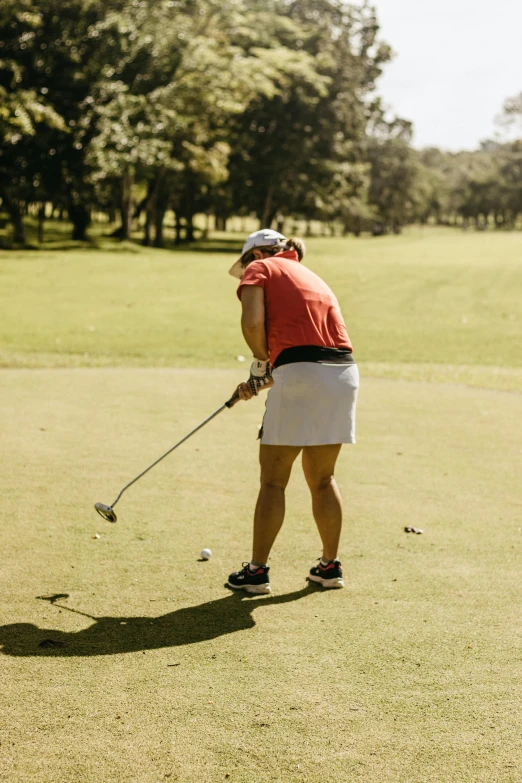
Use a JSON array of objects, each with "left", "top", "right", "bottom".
[{"left": 261, "top": 362, "right": 359, "bottom": 447}]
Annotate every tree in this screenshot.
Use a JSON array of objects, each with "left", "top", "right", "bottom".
[
  {"left": 0, "top": 1, "right": 66, "bottom": 243},
  {"left": 85, "top": 0, "right": 318, "bottom": 243},
  {"left": 497, "top": 92, "right": 522, "bottom": 140},
  {"left": 366, "top": 115, "right": 428, "bottom": 233},
  {"left": 227, "top": 0, "right": 392, "bottom": 229}
]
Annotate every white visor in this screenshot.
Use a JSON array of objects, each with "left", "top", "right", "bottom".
[{"left": 228, "top": 228, "right": 287, "bottom": 279}]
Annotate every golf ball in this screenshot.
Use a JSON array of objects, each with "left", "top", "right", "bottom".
[{"left": 200, "top": 548, "right": 212, "bottom": 560}]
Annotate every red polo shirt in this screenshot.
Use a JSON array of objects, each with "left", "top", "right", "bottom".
[{"left": 237, "top": 250, "right": 353, "bottom": 364}]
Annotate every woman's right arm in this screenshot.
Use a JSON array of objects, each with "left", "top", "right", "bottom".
[
  {"left": 240, "top": 286, "right": 269, "bottom": 361},
  {"left": 234, "top": 285, "right": 272, "bottom": 402}
]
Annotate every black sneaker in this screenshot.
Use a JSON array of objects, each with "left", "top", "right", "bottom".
[
  {"left": 227, "top": 563, "right": 271, "bottom": 594},
  {"left": 308, "top": 559, "right": 344, "bottom": 589}
]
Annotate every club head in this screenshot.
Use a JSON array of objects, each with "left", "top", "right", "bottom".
[
  {"left": 36, "top": 593, "right": 70, "bottom": 604},
  {"left": 94, "top": 503, "right": 117, "bottom": 523}
]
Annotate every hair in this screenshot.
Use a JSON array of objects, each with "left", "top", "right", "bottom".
[{"left": 240, "top": 236, "right": 306, "bottom": 268}]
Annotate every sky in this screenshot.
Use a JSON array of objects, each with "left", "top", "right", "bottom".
[{"left": 373, "top": 0, "right": 522, "bottom": 150}]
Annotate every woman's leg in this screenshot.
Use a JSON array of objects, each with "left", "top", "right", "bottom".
[
  {"left": 301, "top": 444, "right": 343, "bottom": 561},
  {"left": 252, "top": 444, "right": 301, "bottom": 564}
]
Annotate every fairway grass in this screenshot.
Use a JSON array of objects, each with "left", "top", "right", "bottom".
[
  {"left": 1, "top": 229, "right": 521, "bottom": 780},
  {"left": 1, "top": 228, "right": 521, "bottom": 389},
  {"left": 1, "top": 368, "right": 521, "bottom": 783}
]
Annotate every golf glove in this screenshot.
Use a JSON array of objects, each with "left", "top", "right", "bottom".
[{"left": 248, "top": 359, "right": 272, "bottom": 396}]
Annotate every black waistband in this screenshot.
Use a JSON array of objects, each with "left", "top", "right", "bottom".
[{"left": 273, "top": 345, "right": 355, "bottom": 369}]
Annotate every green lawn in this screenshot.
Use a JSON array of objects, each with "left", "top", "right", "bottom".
[
  {"left": 1, "top": 229, "right": 521, "bottom": 782},
  {"left": 1, "top": 227, "right": 521, "bottom": 387}
]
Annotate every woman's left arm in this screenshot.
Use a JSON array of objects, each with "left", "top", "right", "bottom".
[{"left": 240, "top": 286, "right": 269, "bottom": 361}]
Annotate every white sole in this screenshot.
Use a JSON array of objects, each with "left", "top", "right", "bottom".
[
  {"left": 308, "top": 574, "right": 344, "bottom": 589},
  {"left": 227, "top": 581, "right": 271, "bottom": 595}
]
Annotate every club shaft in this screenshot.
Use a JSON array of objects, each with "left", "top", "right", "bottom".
[
  {"left": 54, "top": 604, "right": 97, "bottom": 620},
  {"left": 110, "top": 404, "right": 227, "bottom": 507}
]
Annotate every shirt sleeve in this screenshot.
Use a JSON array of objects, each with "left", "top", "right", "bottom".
[{"left": 237, "top": 260, "right": 269, "bottom": 300}]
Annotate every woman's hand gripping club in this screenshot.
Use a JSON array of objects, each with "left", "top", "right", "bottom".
[{"left": 234, "top": 359, "right": 274, "bottom": 402}]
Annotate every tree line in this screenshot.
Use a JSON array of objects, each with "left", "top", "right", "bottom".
[{"left": 1, "top": 0, "right": 521, "bottom": 246}]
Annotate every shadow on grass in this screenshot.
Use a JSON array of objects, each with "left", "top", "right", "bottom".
[
  {"left": 168, "top": 238, "right": 240, "bottom": 254},
  {"left": 1, "top": 237, "right": 239, "bottom": 255},
  {"left": 1, "top": 218, "right": 240, "bottom": 254},
  {"left": 0, "top": 586, "right": 319, "bottom": 657}
]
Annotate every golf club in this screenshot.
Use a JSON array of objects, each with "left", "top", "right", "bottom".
[{"left": 94, "top": 389, "right": 240, "bottom": 523}]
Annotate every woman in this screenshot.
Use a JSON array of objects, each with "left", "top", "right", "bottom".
[{"left": 227, "top": 229, "right": 359, "bottom": 594}]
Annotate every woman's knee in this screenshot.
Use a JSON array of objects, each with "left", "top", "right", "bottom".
[
  {"left": 259, "top": 445, "right": 300, "bottom": 489},
  {"left": 306, "top": 473, "right": 336, "bottom": 493},
  {"left": 259, "top": 470, "right": 291, "bottom": 491},
  {"left": 302, "top": 444, "right": 342, "bottom": 485}
]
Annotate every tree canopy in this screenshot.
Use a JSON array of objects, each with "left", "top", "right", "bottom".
[{"left": 1, "top": 0, "right": 521, "bottom": 245}]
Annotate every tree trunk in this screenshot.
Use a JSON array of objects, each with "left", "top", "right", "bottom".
[
  {"left": 120, "top": 168, "right": 134, "bottom": 240},
  {"left": 154, "top": 207, "right": 166, "bottom": 248},
  {"left": 4, "top": 196, "right": 26, "bottom": 244},
  {"left": 134, "top": 196, "right": 147, "bottom": 221},
  {"left": 142, "top": 178, "right": 160, "bottom": 247},
  {"left": 202, "top": 212, "right": 210, "bottom": 240},
  {"left": 37, "top": 206, "right": 45, "bottom": 243},
  {"left": 174, "top": 212, "right": 182, "bottom": 245},
  {"left": 37, "top": 203, "right": 45, "bottom": 244},
  {"left": 260, "top": 184, "right": 274, "bottom": 228},
  {"left": 69, "top": 203, "right": 90, "bottom": 241},
  {"left": 143, "top": 210, "right": 152, "bottom": 246},
  {"left": 186, "top": 213, "right": 195, "bottom": 242}
]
